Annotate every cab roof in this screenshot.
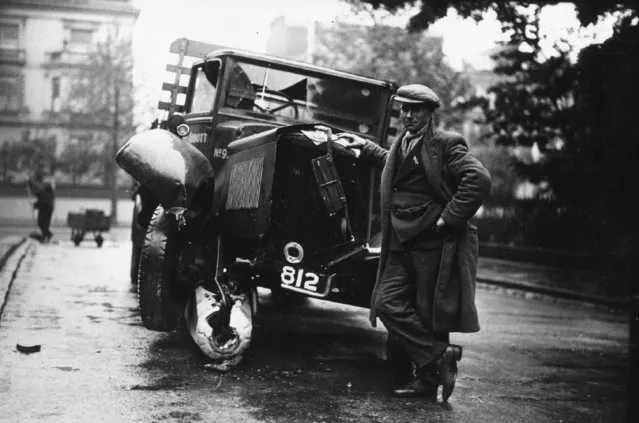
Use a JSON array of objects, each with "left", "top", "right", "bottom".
[{"left": 200, "top": 48, "right": 396, "bottom": 90}]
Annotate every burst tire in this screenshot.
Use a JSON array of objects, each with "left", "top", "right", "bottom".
[{"left": 137, "top": 206, "right": 181, "bottom": 331}]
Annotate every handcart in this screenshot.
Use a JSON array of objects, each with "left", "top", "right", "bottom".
[{"left": 66, "top": 209, "right": 111, "bottom": 247}]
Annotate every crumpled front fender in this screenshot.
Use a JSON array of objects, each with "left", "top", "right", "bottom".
[{"left": 116, "top": 129, "right": 214, "bottom": 209}]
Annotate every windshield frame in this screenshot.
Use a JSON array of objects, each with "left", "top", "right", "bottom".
[
  {"left": 206, "top": 54, "right": 393, "bottom": 139},
  {"left": 187, "top": 59, "right": 222, "bottom": 115}
]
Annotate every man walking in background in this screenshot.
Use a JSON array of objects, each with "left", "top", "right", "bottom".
[
  {"left": 338, "top": 84, "right": 491, "bottom": 401},
  {"left": 28, "top": 169, "right": 55, "bottom": 243}
]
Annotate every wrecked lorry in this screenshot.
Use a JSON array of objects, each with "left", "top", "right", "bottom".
[{"left": 116, "top": 38, "right": 400, "bottom": 368}]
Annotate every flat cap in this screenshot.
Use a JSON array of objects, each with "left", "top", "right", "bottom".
[{"left": 395, "top": 84, "right": 440, "bottom": 108}]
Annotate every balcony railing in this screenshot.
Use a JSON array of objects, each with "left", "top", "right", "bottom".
[
  {"left": 0, "top": 48, "right": 26, "bottom": 65},
  {"left": 42, "top": 109, "right": 112, "bottom": 130},
  {"left": 44, "top": 49, "right": 89, "bottom": 68}
]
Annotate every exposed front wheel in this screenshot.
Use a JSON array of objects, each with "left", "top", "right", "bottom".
[{"left": 137, "top": 206, "right": 181, "bottom": 331}]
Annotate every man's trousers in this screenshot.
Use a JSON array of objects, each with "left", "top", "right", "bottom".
[
  {"left": 375, "top": 248, "right": 449, "bottom": 371},
  {"left": 37, "top": 206, "right": 53, "bottom": 239}
]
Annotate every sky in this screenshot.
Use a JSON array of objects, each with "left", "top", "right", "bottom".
[
  {"left": 131, "top": 0, "right": 502, "bottom": 79},
  {"left": 130, "top": 0, "right": 615, "bottom": 118},
  {"left": 131, "top": 0, "right": 349, "bottom": 117}
]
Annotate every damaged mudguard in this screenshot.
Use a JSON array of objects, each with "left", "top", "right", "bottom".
[{"left": 116, "top": 129, "right": 214, "bottom": 210}]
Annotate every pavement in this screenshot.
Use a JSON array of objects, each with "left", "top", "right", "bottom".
[
  {"left": 477, "top": 257, "right": 628, "bottom": 309},
  {"left": 0, "top": 226, "right": 628, "bottom": 312}
]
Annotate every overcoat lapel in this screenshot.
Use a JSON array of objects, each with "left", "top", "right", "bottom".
[
  {"left": 392, "top": 129, "right": 448, "bottom": 200},
  {"left": 419, "top": 131, "right": 446, "bottom": 200},
  {"left": 379, "top": 130, "right": 403, "bottom": 232},
  {"left": 370, "top": 130, "right": 403, "bottom": 324}
]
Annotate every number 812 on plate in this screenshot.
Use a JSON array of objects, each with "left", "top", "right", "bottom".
[{"left": 280, "top": 265, "right": 328, "bottom": 297}]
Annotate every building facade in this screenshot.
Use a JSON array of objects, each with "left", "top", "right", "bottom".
[{"left": 0, "top": 0, "right": 138, "bottom": 185}]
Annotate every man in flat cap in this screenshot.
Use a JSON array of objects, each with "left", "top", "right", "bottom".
[{"left": 338, "top": 84, "right": 491, "bottom": 401}]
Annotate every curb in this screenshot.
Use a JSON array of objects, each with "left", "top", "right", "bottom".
[
  {"left": 476, "top": 274, "right": 628, "bottom": 310},
  {"left": 0, "top": 236, "right": 26, "bottom": 271},
  {"left": 0, "top": 237, "right": 33, "bottom": 320}
]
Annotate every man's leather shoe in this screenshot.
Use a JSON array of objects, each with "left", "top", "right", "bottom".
[
  {"left": 392, "top": 377, "right": 437, "bottom": 399},
  {"left": 438, "top": 345, "right": 462, "bottom": 402}
]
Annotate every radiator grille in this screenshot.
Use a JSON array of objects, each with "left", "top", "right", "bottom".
[
  {"left": 265, "top": 139, "right": 369, "bottom": 263},
  {"left": 226, "top": 157, "right": 263, "bottom": 210}
]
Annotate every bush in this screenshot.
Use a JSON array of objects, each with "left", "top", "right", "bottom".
[{"left": 478, "top": 199, "right": 611, "bottom": 253}]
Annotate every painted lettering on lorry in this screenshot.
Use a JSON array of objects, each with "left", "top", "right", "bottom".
[
  {"left": 185, "top": 133, "right": 207, "bottom": 145},
  {"left": 213, "top": 148, "right": 228, "bottom": 159}
]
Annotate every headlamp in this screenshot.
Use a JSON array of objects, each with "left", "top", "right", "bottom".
[{"left": 176, "top": 123, "right": 191, "bottom": 137}]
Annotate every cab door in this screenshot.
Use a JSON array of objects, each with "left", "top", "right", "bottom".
[{"left": 183, "top": 60, "right": 223, "bottom": 168}]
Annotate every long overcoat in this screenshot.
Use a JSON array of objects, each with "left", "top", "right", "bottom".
[{"left": 362, "top": 129, "right": 491, "bottom": 333}]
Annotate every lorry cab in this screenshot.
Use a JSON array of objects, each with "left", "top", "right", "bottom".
[
  {"left": 160, "top": 39, "right": 396, "bottom": 152},
  {"left": 161, "top": 41, "right": 398, "bottom": 250},
  {"left": 181, "top": 50, "right": 395, "bottom": 168}
]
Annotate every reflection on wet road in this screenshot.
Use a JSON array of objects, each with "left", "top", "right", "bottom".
[{"left": 0, "top": 234, "right": 629, "bottom": 422}]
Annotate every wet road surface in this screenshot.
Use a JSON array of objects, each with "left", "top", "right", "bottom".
[{"left": 0, "top": 233, "right": 629, "bottom": 422}]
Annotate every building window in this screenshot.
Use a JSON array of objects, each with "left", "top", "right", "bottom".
[
  {"left": 51, "top": 76, "right": 61, "bottom": 112},
  {"left": 69, "top": 28, "right": 93, "bottom": 45},
  {"left": 0, "top": 76, "right": 20, "bottom": 111},
  {"left": 0, "top": 23, "right": 20, "bottom": 49}
]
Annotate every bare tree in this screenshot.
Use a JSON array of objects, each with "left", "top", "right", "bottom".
[{"left": 64, "top": 29, "right": 135, "bottom": 223}]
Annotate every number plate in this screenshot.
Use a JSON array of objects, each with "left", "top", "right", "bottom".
[{"left": 280, "top": 265, "right": 330, "bottom": 297}]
